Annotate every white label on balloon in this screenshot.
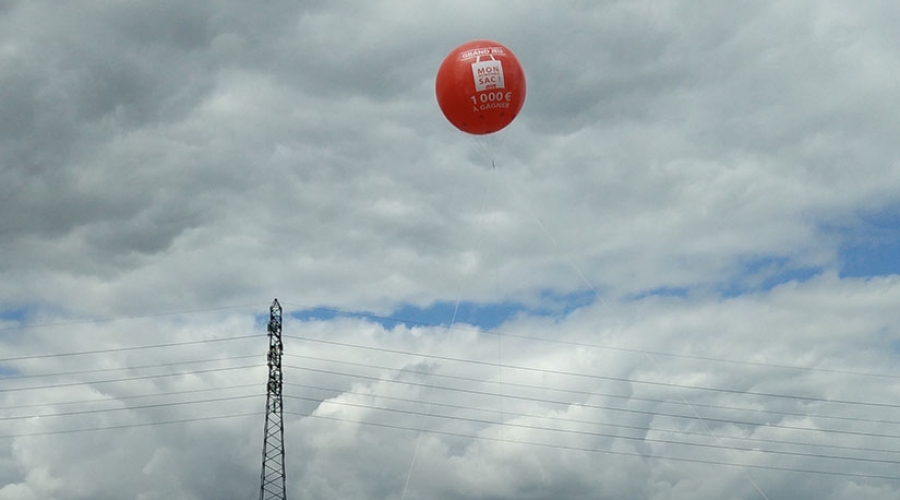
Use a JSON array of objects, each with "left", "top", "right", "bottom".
[{"left": 472, "top": 58, "right": 505, "bottom": 92}]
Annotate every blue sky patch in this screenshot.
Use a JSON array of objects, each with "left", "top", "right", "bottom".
[
  {"left": 717, "top": 256, "right": 822, "bottom": 298},
  {"left": 0, "top": 307, "right": 28, "bottom": 323},
  {"left": 390, "top": 301, "right": 527, "bottom": 330},
  {"left": 289, "top": 290, "right": 597, "bottom": 331},
  {"left": 840, "top": 241, "right": 900, "bottom": 277},
  {"left": 830, "top": 205, "right": 900, "bottom": 278},
  {"left": 625, "top": 286, "right": 691, "bottom": 301},
  {"left": 290, "top": 301, "right": 530, "bottom": 331}
]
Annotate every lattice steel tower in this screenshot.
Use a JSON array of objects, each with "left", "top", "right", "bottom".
[{"left": 259, "top": 299, "right": 287, "bottom": 500}]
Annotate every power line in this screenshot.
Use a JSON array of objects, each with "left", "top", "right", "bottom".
[
  {"left": 4, "top": 365, "right": 893, "bottom": 459},
  {"left": 284, "top": 335, "right": 900, "bottom": 409},
  {"left": 0, "top": 412, "right": 262, "bottom": 440},
  {"left": 2, "top": 300, "right": 893, "bottom": 488},
  {"left": 284, "top": 364, "right": 900, "bottom": 441},
  {"left": 280, "top": 306, "right": 900, "bottom": 490},
  {"left": 287, "top": 381, "right": 900, "bottom": 457},
  {"left": 0, "top": 364, "right": 260, "bottom": 394},
  {"left": 279, "top": 302, "right": 900, "bottom": 380},
  {"left": 284, "top": 393, "right": 900, "bottom": 467},
  {"left": 1, "top": 354, "right": 261, "bottom": 382},
  {"left": 2, "top": 355, "right": 892, "bottom": 482},
  {"left": 0, "top": 334, "right": 259, "bottom": 363},
  {"left": 6, "top": 299, "right": 893, "bottom": 380},
  {"left": 0, "top": 383, "right": 261, "bottom": 411},
  {"left": 285, "top": 353, "right": 900, "bottom": 427},
  {"left": 286, "top": 412, "right": 900, "bottom": 482},
  {"left": 1, "top": 393, "right": 263, "bottom": 421}
]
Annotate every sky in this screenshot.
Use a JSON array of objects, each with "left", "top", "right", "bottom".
[{"left": 2, "top": 1, "right": 900, "bottom": 499}]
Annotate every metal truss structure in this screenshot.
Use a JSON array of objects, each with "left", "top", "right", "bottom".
[{"left": 259, "top": 299, "right": 287, "bottom": 500}]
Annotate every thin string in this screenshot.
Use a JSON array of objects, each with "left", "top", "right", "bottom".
[
  {"left": 497, "top": 291, "right": 505, "bottom": 438},
  {"left": 399, "top": 300, "right": 462, "bottom": 500},
  {"left": 473, "top": 142, "right": 505, "bottom": 434},
  {"left": 468, "top": 129, "right": 508, "bottom": 171},
  {"left": 494, "top": 168, "right": 773, "bottom": 500},
  {"left": 642, "top": 354, "right": 773, "bottom": 500},
  {"left": 400, "top": 405, "right": 430, "bottom": 500},
  {"left": 487, "top": 164, "right": 505, "bottom": 436},
  {"left": 496, "top": 176, "right": 601, "bottom": 299}
]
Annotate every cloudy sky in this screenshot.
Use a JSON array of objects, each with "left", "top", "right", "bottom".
[{"left": 2, "top": 1, "right": 900, "bottom": 499}]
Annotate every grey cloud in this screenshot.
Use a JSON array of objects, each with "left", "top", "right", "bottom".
[
  {"left": 3, "top": 276, "right": 900, "bottom": 499},
  {"left": 2, "top": 1, "right": 900, "bottom": 498}
]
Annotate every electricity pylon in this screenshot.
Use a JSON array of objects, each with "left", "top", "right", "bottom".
[{"left": 259, "top": 299, "right": 287, "bottom": 500}]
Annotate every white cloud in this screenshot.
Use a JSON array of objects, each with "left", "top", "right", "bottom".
[{"left": 2, "top": 0, "right": 900, "bottom": 498}]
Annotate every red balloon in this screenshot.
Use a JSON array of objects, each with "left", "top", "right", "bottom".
[{"left": 435, "top": 40, "right": 526, "bottom": 135}]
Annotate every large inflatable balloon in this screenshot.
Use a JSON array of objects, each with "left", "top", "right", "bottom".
[{"left": 435, "top": 40, "right": 526, "bottom": 135}]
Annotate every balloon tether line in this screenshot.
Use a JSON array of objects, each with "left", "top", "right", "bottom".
[
  {"left": 401, "top": 137, "right": 501, "bottom": 499},
  {"left": 399, "top": 299, "right": 463, "bottom": 500},
  {"left": 497, "top": 178, "right": 772, "bottom": 500}
]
